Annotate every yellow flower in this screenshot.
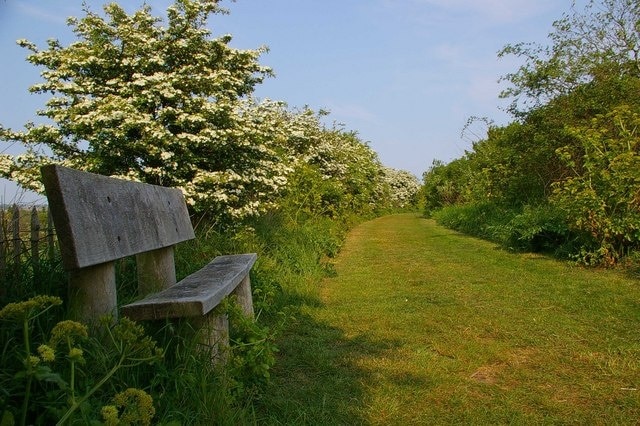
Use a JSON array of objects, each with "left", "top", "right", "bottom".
[
  {"left": 0, "top": 296, "right": 62, "bottom": 321},
  {"left": 113, "top": 388, "right": 155, "bottom": 426},
  {"left": 26, "top": 355, "right": 40, "bottom": 368},
  {"left": 68, "top": 347, "right": 84, "bottom": 363},
  {"left": 37, "top": 344, "right": 55, "bottom": 362},
  {"left": 49, "top": 320, "right": 88, "bottom": 349},
  {"left": 101, "top": 405, "right": 119, "bottom": 426}
]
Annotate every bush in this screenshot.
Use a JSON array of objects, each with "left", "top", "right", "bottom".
[
  {"left": 497, "top": 204, "right": 578, "bottom": 255},
  {"left": 432, "top": 202, "right": 515, "bottom": 241}
]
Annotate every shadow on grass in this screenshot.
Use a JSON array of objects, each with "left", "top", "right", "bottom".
[{"left": 254, "top": 293, "right": 402, "bottom": 425}]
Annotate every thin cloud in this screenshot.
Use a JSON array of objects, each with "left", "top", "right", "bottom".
[
  {"left": 15, "top": 3, "right": 69, "bottom": 25},
  {"left": 325, "top": 102, "right": 377, "bottom": 124},
  {"left": 433, "top": 43, "right": 465, "bottom": 63},
  {"left": 410, "top": 0, "right": 556, "bottom": 24}
]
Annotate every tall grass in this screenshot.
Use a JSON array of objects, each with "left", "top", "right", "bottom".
[
  {"left": 433, "top": 202, "right": 582, "bottom": 258},
  {"left": 1, "top": 206, "right": 353, "bottom": 424}
]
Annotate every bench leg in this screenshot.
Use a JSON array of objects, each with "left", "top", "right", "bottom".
[
  {"left": 136, "top": 246, "right": 177, "bottom": 296},
  {"left": 194, "top": 311, "right": 230, "bottom": 365},
  {"left": 68, "top": 261, "right": 117, "bottom": 324},
  {"left": 232, "top": 274, "right": 254, "bottom": 318}
]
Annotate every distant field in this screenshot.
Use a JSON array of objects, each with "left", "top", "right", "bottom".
[{"left": 257, "top": 213, "right": 640, "bottom": 425}]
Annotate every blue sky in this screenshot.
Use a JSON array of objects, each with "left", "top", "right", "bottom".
[{"left": 0, "top": 0, "right": 581, "bottom": 203}]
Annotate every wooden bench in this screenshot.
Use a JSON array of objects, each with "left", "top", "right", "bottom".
[{"left": 42, "top": 164, "right": 256, "bottom": 360}]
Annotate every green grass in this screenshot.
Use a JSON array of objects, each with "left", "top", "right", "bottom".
[{"left": 256, "top": 213, "right": 640, "bottom": 424}]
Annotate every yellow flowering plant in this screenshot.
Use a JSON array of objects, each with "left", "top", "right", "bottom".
[
  {"left": 106, "top": 388, "right": 156, "bottom": 426},
  {"left": 0, "top": 296, "right": 162, "bottom": 425},
  {"left": 0, "top": 296, "right": 63, "bottom": 426}
]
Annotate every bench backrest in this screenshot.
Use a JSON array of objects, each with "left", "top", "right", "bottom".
[{"left": 41, "top": 164, "right": 195, "bottom": 270}]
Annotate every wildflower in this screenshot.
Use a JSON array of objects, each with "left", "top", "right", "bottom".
[
  {"left": 49, "top": 320, "right": 88, "bottom": 349},
  {"left": 113, "top": 388, "right": 155, "bottom": 426},
  {"left": 110, "top": 317, "right": 163, "bottom": 362},
  {"left": 0, "top": 296, "right": 62, "bottom": 321},
  {"left": 37, "top": 344, "right": 55, "bottom": 362},
  {"left": 101, "top": 405, "right": 119, "bottom": 426},
  {"left": 68, "top": 347, "right": 84, "bottom": 363},
  {"left": 112, "top": 317, "right": 145, "bottom": 345},
  {"left": 26, "top": 355, "right": 40, "bottom": 368}
]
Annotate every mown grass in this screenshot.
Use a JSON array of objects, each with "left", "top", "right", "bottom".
[{"left": 256, "top": 213, "right": 640, "bottom": 424}]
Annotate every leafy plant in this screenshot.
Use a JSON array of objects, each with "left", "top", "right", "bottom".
[
  {"left": 0, "top": 296, "right": 161, "bottom": 425},
  {"left": 422, "top": 1, "right": 640, "bottom": 265},
  {"left": 552, "top": 105, "right": 640, "bottom": 264}
]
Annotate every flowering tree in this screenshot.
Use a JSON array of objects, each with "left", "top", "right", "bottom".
[
  {"left": 275, "top": 107, "right": 388, "bottom": 218},
  {"left": 0, "top": 0, "right": 288, "bottom": 222},
  {"left": 382, "top": 167, "right": 420, "bottom": 208}
]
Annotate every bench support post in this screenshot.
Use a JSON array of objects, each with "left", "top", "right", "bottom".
[
  {"left": 136, "top": 246, "right": 177, "bottom": 297},
  {"left": 232, "top": 274, "right": 254, "bottom": 318},
  {"left": 195, "top": 311, "right": 230, "bottom": 365},
  {"left": 68, "top": 262, "right": 117, "bottom": 324}
]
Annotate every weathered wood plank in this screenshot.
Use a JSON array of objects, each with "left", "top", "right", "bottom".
[
  {"left": 11, "top": 204, "right": 20, "bottom": 263},
  {"left": 41, "top": 164, "right": 195, "bottom": 270},
  {"left": 121, "top": 253, "right": 257, "bottom": 321},
  {"left": 193, "top": 311, "right": 230, "bottom": 364},
  {"left": 46, "top": 209, "right": 55, "bottom": 262}
]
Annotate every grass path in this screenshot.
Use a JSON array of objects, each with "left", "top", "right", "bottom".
[{"left": 257, "top": 214, "right": 640, "bottom": 425}]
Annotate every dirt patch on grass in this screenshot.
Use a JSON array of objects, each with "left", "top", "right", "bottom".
[
  {"left": 470, "top": 365, "right": 500, "bottom": 384},
  {"left": 469, "top": 347, "right": 540, "bottom": 386}
]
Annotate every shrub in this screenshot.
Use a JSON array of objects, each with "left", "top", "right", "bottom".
[
  {"left": 498, "top": 204, "right": 577, "bottom": 255},
  {"left": 432, "top": 202, "right": 515, "bottom": 241}
]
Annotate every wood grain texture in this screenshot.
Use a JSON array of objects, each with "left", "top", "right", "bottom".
[
  {"left": 136, "top": 246, "right": 177, "bottom": 296},
  {"left": 232, "top": 274, "right": 255, "bottom": 318},
  {"left": 68, "top": 261, "right": 117, "bottom": 323},
  {"left": 41, "top": 164, "right": 195, "bottom": 270},
  {"left": 121, "top": 253, "right": 257, "bottom": 321}
]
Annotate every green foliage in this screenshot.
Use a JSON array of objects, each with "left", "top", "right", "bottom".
[
  {"left": 431, "top": 201, "right": 578, "bottom": 257},
  {"left": 498, "top": 204, "right": 576, "bottom": 255},
  {"left": 0, "top": 297, "right": 161, "bottom": 425},
  {"left": 552, "top": 105, "right": 640, "bottom": 264},
  {"left": 432, "top": 202, "right": 516, "bottom": 241},
  {"left": 422, "top": 158, "right": 470, "bottom": 216},
  {"left": 422, "top": 1, "right": 640, "bottom": 266},
  {"left": 227, "top": 299, "right": 280, "bottom": 392},
  {"left": 499, "top": 0, "right": 640, "bottom": 114}
]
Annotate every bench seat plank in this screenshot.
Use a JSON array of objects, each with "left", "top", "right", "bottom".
[{"left": 121, "top": 253, "right": 257, "bottom": 321}]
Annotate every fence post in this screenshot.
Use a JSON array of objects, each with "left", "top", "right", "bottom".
[
  {"left": 0, "top": 208, "right": 5, "bottom": 297},
  {"left": 31, "top": 206, "right": 40, "bottom": 278},
  {"left": 11, "top": 204, "right": 21, "bottom": 277},
  {"left": 0, "top": 207, "right": 7, "bottom": 281},
  {"left": 47, "top": 208, "right": 55, "bottom": 262}
]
